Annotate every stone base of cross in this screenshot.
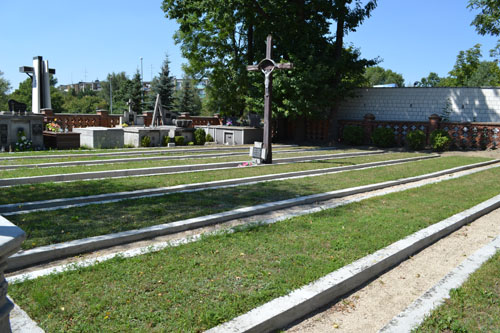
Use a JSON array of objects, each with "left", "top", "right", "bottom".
[{"left": 247, "top": 35, "right": 293, "bottom": 164}]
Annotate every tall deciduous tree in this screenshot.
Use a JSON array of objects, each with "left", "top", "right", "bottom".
[
  {"left": 364, "top": 66, "right": 405, "bottom": 87},
  {"left": 468, "top": 0, "right": 500, "bottom": 57},
  {"left": 151, "top": 55, "right": 176, "bottom": 112},
  {"left": 100, "top": 72, "right": 131, "bottom": 113},
  {"left": 0, "top": 70, "right": 10, "bottom": 111},
  {"left": 162, "top": 0, "right": 377, "bottom": 133},
  {"left": 416, "top": 72, "right": 441, "bottom": 87}
]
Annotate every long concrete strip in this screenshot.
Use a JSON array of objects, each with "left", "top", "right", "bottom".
[
  {"left": 0, "top": 151, "right": 383, "bottom": 187},
  {"left": 6, "top": 160, "right": 499, "bottom": 272},
  {"left": 0, "top": 147, "right": 334, "bottom": 170},
  {"left": 0, "top": 154, "right": 439, "bottom": 215},
  {"left": 0, "top": 144, "right": 298, "bottom": 161},
  {"left": 379, "top": 235, "right": 500, "bottom": 333},
  {"left": 206, "top": 195, "right": 500, "bottom": 333}
]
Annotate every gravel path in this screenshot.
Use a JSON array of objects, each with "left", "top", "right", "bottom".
[{"left": 286, "top": 150, "right": 500, "bottom": 332}]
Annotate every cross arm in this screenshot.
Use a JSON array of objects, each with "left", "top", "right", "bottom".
[
  {"left": 19, "top": 66, "right": 55, "bottom": 74},
  {"left": 246, "top": 65, "right": 259, "bottom": 72},
  {"left": 276, "top": 63, "right": 293, "bottom": 70}
]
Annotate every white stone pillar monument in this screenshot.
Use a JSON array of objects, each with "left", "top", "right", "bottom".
[{"left": 19, "top": 56, "right": 55, "bottom": 113}]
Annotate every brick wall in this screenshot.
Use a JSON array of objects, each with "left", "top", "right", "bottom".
[{"left": 337, "top": 87, "right": 500, "bottom": 123}]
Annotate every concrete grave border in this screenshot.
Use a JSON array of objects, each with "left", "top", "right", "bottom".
[
  {"left": 0, "top": 144, "right": 298, "bottom": 161},
  {"left": 207, "top": 194, "right": 500, "bottom": 333},
  {"left": 0, "top": 147, "right": 335, "bottom": 171},
  {"left": 6, "top": 160, "right": 499, "bottom": 271},
  {"left": 0, "top": 151, "right": 384, "bottom": 187},
  {"left": 1, "top": 154, "right": 438, "bottom": 215},
  {"left": 379, "top": 235, "right": 500, "bottom": 333}
]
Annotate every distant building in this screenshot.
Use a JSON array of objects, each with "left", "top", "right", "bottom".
[{"left": 59, "top": 80, "right": 102, "bottom": 93}]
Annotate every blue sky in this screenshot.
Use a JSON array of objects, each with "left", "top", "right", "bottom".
[{"left": 1, "top": 0, "right": 499, "bottom": 91}]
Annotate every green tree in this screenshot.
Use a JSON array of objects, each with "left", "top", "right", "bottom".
[
  {"left": 449, "top": 44, "right": 482, "bottom": 86},
  {"left": 176, "top": 76, "right": 202, "bottom": 115},
  {"left": 129, "top": 70, "right": 143, "bottom": 113},
  {"left": 0, "top": 70, "right": 11, "bottom": 111},
  {"left": 468, "top": 0, "right": 500, "bottom": 57},
  {"left": 63, "top": 95, "right": 108, "bottom": 113},
  {"left": 363, "top": 66, "right": 405, "bottom": 87},
  {"left": 8, "top": 78, "right": 32, "bottom": 111},
  {"left": 162, "top": 0, "right": 377, "bottom": 125},
  {"left": 416, "top": 72, "right": 441, "bottom": 87},
  {"left": 467, "top": 60, "right": 500, "bottom": 86},
  {"left": 99, "top": 72, "right": 131, "bottom": 113},
  {"left": 151, "top": 55, "right": 176, "bottom": 111}
]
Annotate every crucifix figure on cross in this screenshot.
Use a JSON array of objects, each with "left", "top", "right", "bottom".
[{"left": 247, "top": 35, "right": 293, "bottom": 164}]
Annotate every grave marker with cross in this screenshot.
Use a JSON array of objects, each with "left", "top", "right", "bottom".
[
  {"left": 19, "top": 56, "right": 56, "bottom": 113},
  {"left": 247, "top": 35, "right": 293, "bottom": 164}
]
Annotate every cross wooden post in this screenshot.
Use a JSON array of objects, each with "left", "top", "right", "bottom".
[{"left": 247, "top": 35, "right": 293, "bottom": 164}]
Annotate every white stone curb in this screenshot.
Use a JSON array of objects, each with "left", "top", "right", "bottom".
[
  {"left": 0, "top": 151, "right": 383, "bottom": 187},
  {"left": 8, "top": 300, "right": 44, "bottom": 333},
  {"left": 379, "top": 235, "right": 500, "bottom": 333},
  {"left": 0, "top": 147, "right": 329, "bottom": 171},
  {"left": 6, "top": 160, "right": 499, "bottom": 272},
  {"left": 1, "top": 154, "right": 437, "bottom": 215},
  {"left": 207, "top": 193, "right": 500, "bottom": 333}
]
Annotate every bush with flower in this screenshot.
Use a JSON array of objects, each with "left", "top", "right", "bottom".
[
  {"left": 46, "top": 119, "right": 63, "bottom": 133},
  {"left": 15, "top": 130, "right": 32, "bottom": 152}
]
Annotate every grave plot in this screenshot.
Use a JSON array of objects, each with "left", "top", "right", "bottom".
[
  {"left": 7, "top": 166, "right": 500, "bottom": 332},
  {"left": 0, "top": 145, "right": 313, "bottom": 167},
  {"left": 6, "top": 156, "right": 492, "bottom": 252},
  {"left": 0, "top": 148, "right": 370, "bottom": 180},
  {"left": 0, "top": 152, "right": 429, "bottom": 206}
]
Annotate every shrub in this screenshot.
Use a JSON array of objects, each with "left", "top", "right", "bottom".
[
  {"left": 162, "top": 136, "right": 170, "bottom": 146},
  {"left": 140, "top": 136, "right": 151, "bottom": 147},
  {"left": 371, "top": 127, "right": 396, "bottom": 148},
  {"left": 187, "top": 141, "right": 194, "bottom": 146},
  {"left": 406, "top": 130, "right": 426, "bottom": 150},
  {"left": 174, "top": 136, "right": 184, "bottom": 146},
  {"left": 194, "top": 128, "right": 206, "bottom": 145},
  {"left": 342, "top": 125, "right": 364, "bottom": 145},
  {"left": 430, "top": 129, "right": 451, "bottom": 151},
  {"left": 206, "top": 133, "right": 214, "bottom": 142}
]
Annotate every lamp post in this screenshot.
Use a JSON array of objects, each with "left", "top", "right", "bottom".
[{"left": 140, "top": 57, "right": 144, "bottom": 106}]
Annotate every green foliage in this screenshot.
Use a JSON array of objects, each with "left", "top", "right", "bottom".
[
  {"left": 129, "top": 71, "right": 143, "bottom": 113},
  {"left": 416, "top": 72, "right": 442, "bottom": 87},
  {"left": 8, "top": 78, "right": 32, "bottom": 111},
  {"left": 342, "top": 125, "right": 364, "bottom": 145},
  {"left": 151, "top": 55, "right": 175, "bottom": 112},
  {"left": 162, "top": 135, "right": 170, "bottom": 146},
  {"left": 371, "top": 127, "right": 396, "bottom": 148},
  {"left": 406, "top": 130, "right": 426, "bottom": 150},
  {"left": 468, "top": 0, "right": 500, "bottom": 57},
  {"left": 174, "top": 136, "right": 184, "bottom": 146},
  {"left": 206, "top": 133, "right": 214, "bottom": 142},
  {"left": 363, "top": 66, "right": 405, "bottom": 87},
  {"left": 15, "top": 130, "right": 32, "bottom": 152},
  {"left": 194, "top": 128, "right": 206, "bottom": 145},
  {"left": 430, "top": 129, "right": 451, "bottom": 151},
  {"left": 63, "top": 95, "right": 107, "bottom": 113},
  {"left": 0, "top": 70, "right": 11, "bottom": 111},
  {"left": 162, "top": 0, "right": 377, "bottom": 118},
  {"left": 176, "top": 76, "right": 201, "bottom": 115},
  {"left": 140, "top": 136, "right": 151, "bottom": 148},
  {"left": 187, "top": 141, "right": 194, "bottom": 146},
  {"left": 99, "top": 72, "right": 131, "bottom": 113}
]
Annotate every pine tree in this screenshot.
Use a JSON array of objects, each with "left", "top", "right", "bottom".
[
  {"left": 129, "top": 70, "right": 143, "bottom": 113},
  {"left": 152, "top": 55, "right": 175, "bottom": 112},
  {"left": 177, "top": 77, "right": 201, "bottom": 114}
]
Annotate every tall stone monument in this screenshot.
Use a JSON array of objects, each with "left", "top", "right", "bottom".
[{"left": 19, "top": 56, "right": 55, "bottom": 113}]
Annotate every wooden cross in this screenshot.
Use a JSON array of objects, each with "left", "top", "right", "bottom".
[{"left": 247, "top": 35, "right": 293, "bottom": 164}]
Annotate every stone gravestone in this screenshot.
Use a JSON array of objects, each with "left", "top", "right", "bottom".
[
  {"left": 248, "top": 113, "right": 261, "bottom": 128},
  {"left": 250, "top": 141, "right": 266, "bottom": 164}
]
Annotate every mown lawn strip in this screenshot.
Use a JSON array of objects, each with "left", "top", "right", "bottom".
[
  {"left": 8, "top": 166, "right": 500, "bottom": 332},
  {"left": 8, "top": 156, "right": 489, "bottom": 249},
  {"left": 1, "top": 153, "right": 422, "bottom": 205},
  {"left": 415, "top": 251, "right": 500, "bottom": 332},
  {"left": 0, "top": 149, "right": 359, "bottom": 179}
]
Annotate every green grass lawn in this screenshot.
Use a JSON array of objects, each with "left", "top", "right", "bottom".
[
  {"left": 0, "top": 146, "right": 308, "bottom": 166},
  {"left": 1, "top": 153, "right": 424, "bottom": 205},
  {"left": 8, "top": 166, "right": 500, "bottom": 332},
  {"left": 8, "top": 156, "right": 489, "bottom": 250},
  {"left": 0, "top": 149, "right": 359, "bottom": 179},
  {"left": 415, "top": 251, "right": 500, "bottom": 332}
]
